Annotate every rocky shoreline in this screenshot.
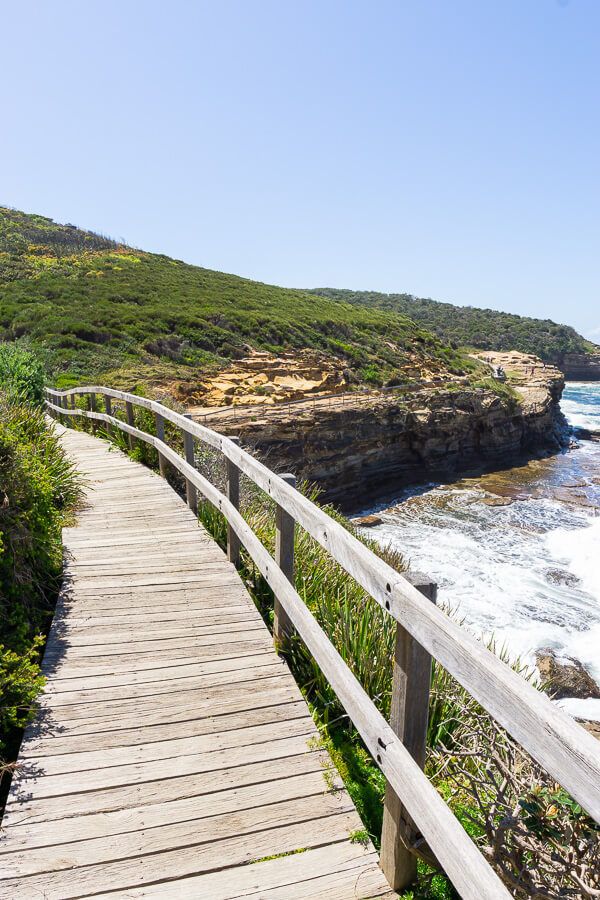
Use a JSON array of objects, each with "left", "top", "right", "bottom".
[
  {"left": 536, "top": 650, "right": 600, "bottom": 740},
  {"left": 206, "top": 353, "right": 569, "bottom": 509}
]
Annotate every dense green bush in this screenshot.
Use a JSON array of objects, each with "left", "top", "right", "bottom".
[
  {"left": 0, "top": 341, "right": 45, "bottom": 403},
  {"left": 312, "top": 287, "right": 598, "bottom": 364},
  {"left": 0, "top": 384, "right": 80, "bottom": 802}
]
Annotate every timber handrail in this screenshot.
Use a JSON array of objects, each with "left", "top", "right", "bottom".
[{"left": 46, "top": 386, "right": 600, "bottom": 899}]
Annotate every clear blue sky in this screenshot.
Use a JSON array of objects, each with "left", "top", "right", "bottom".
[{"left": 2, "top": 0, "right": 599, "bottom": 339}]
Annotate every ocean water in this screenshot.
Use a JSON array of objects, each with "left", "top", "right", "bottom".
[{"left": 361, "top": 382, "right": 600, "bottom": 719}]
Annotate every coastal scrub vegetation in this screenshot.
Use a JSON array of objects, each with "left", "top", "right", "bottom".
[
  {"left": 0, "top": 207, "right": 477, "bottom": 391},
  {"left": 0, "top": 344, "right": 81, "bottom": 809},
  {"left": 311, "top": 287, "right": 598, "bottom": 366}
]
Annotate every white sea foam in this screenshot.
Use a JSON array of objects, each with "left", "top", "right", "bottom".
[
  {"left": 561, "top": 383, "right": 600, "bottom": 431},
  {"left": 363, "top": 383, "right": 600, "bottom": 710},
  {"left": 557, "top": 697, "right": 600, "bottom": 723},
  {"left": 561, "top": 399, "right": 600, "bottom": 430},
  {"left": 546, "top": 517, "right": 600, "bottom": 600},
  {"left": 372, "top": 495, "right": 596, "bottom": 666}
]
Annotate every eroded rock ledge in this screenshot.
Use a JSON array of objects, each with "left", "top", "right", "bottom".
[{"left": 200, "top": 353, "right": 568, "bottom": 508}]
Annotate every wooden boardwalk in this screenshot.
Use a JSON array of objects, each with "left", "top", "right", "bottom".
[{"left": 0, "top": 428, "right": 394, "bottom": 899}]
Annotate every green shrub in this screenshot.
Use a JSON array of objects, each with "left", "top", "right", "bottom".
[
  {"left": 0, "top": 341, "right": 46, "bottom": 404},
  {"left": 0, "top": 639, "right": 45, "bottom": 747},
  {"left": 310, "top": 287, "right": 598, "bottom": 364},
  {"left": 0, "top": 391, "right": 81, "bottom": 802}
]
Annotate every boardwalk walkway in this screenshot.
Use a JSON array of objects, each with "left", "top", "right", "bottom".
[{"left": 0, "top": 428, "right": 393, "bottom": 899}]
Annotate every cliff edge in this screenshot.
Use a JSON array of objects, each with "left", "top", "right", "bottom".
[{"left": 192, "top": 352, "right": 568, "bottom": 508}]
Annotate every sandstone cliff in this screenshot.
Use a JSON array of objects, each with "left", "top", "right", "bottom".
[
  {"left": 196, "top": 353, "right": 568, "bottom": 509},
  {"left": 554, "top": 351, "right": 600, "bottom": 381}
]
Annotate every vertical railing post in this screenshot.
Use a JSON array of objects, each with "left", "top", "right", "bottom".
[
  {"left": 70, "top": 392, "right": 76, "bottom": 410},
  {"left": 104, "top": 394, "right": 113, "bottom": 438},
  {"left": 182, "top": 414, "right": 198, "bottom": 514},
  {"left": 380, "top": 572, "right": 437, "bottom": 891},
  {"left": 273, "top": 473, "right": 296, "bottom": 648},
  {"left": 226, "top": 437, "right": 241, "bottom": 566},
  {"left": 154, "top": 411, "right": 168, "bottom": 478},
  {"left": 125, "top": 400, "right": 136, "bottom": 450},
  {"left": 89, "top": 392, "right": 97, "bottom": 433}
]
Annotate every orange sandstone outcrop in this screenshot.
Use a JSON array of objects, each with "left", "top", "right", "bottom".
[
  {"left": 189, "top": 353, "right": 568, "bottom": 508},
  {"left": 181, "top": 350, "right": 349, "bottom": 408}
]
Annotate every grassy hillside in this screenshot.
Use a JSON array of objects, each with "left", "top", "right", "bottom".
[
  {"left": 310, "top": 287, "right": 598, "bottom": 365},
  {"left": 0, "top": 208, "right": 476, "bottom": 390}
]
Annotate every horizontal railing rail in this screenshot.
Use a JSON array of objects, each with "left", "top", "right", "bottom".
[{"left": 46, "top": 386, "right": 600, "bottom": 898}]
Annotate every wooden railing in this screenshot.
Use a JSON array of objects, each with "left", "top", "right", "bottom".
[{"left": 45, "top": 386, "right": 600, "bottom": 900}]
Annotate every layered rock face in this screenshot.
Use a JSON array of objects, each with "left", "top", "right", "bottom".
[
  {"left": 180, "top": 350, "right": 349, "bottom": 407},
  {"left": 206, "top": 355, "right": 568, "bottom": 508},
  {"left": 555, "top": 352, "right": 600, "bottom": 381}
]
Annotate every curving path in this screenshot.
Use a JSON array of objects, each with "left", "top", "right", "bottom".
[{"left": 0, "top": 427, "right": 394, "bottom": 899}]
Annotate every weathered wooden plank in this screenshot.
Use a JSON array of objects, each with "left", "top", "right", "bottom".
[
  {"left": 19, "top": 700, "right": 309, "bottom": 756},
  {"left": 0, "top": 794, "right": 354, "bottom": 878},
  {"left": 0, "top": 812, "right": 360, "bottom": 899},
  {"left": 64, "top": 532, "right": 210, "bottom": 550},
  {"left": 34, "top": 673, "right": 295, "bottom": 725},
  {"left": 42, "top": 627, "right": 276, "bottom": 661},
  {"left": 64, "top": 562, "right": 231, "bottom": 582},
  {"left": 61, "top": 569, "right": 237, "bottom": 590},
  {"left": 3, "top": 750, "right": 333, "bottom": 825},
  {"left": 49, "top": 581, "right": 249, "bottom": 609},
  {"left": 40, "top": 660, "right": 285, "bottom": 708},
  {"left": 58, "top": 605, "right": 260, "bottom": 629},
  {"left": 10, "top": 732, "right": 318, "bottom": 801},
  {"left": 42, "top": 639, "right": 275, "bottom": 677},
  {"left": 84, "top": 842, "right": 389, "bottom": 900},
  {"left": 5, "top": 719, "right": 317, "bottom": 796},
  {"left": 67, "top": 551, "right": 219, "bottom": 570},
  {"left": 0, "top": 770, "right": 341, "bottom": 852},
  {"left": 20, "top": 684, "right": 304, "bottom": 741},
  {"left": 49, "top": 618, "right": 266, "bottom": 648}
]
